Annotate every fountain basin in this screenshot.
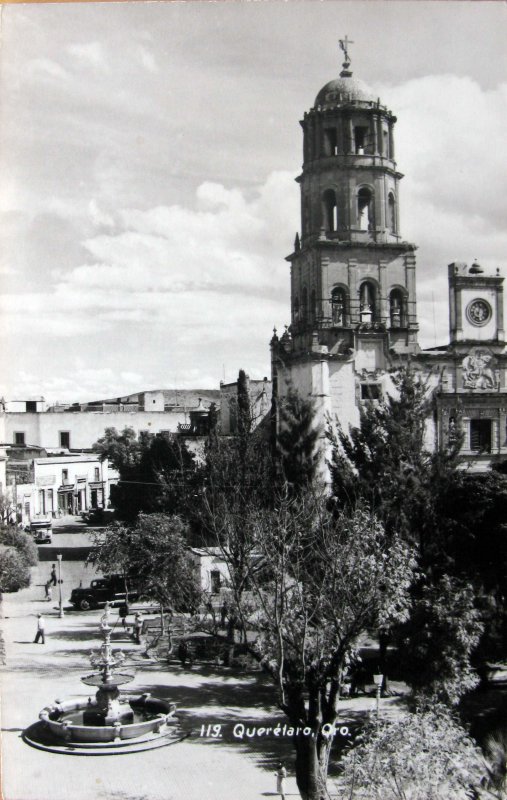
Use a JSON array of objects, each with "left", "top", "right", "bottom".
[{"left": 39, "top": 693, "right": 177, "bottom": 744}]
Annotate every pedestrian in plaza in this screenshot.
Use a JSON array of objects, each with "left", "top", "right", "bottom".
[
  {"left": 119, "top": 602, "right": 129, "bottom": 628},
  {"left": 50, "top": 564, "right": 57, "bottom": 587},
  {"left": 177, "top": 640, "right": 188, "bottom": 668},
  {"left": 220, "top": 600, "right": 228, "bottom": 628},
  {"left": 133, "top": 612, "right": 142, "bottom": 644},
  {"left": 33, "top": 614, "right": 45, "bottom": 644},
  {"left": 44, "top": 581, "right": 52, "bottom": 602},
  {"left": 275, "top": 762, "right": 287, "bottom": 800}
]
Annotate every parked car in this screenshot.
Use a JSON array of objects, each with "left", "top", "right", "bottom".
[
  {"left": 70, "top": 574, "right": 143, "bottom": 611},
  {"left": 81, "top": 508, "right": 116, "bottom": 526},
  {"left": 29, "top": 516, "right": 53, "bottom": 544}
]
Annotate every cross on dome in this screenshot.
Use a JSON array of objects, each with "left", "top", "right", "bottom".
[{"left": 339, "top": 36, "right": 354, "bottom": 66}]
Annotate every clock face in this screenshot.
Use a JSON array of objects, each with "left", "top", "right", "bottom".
[{"left": 466, "top": 299, "right": 492, "bottom": 327}]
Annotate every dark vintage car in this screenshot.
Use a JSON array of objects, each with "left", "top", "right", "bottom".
[
  {"left": 81, "top": 508, "right": 116, "bottom": 526},
  {"left": 70, "top": 574, "right": 143, "bottom": 611}
]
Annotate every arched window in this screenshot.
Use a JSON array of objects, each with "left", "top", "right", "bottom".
[
  {"left": 389, "top": 288, "right": 405, "bottom": 328},
  {"left": 388, "top": 192, "right": 396, "bottom": 233},
  {"left": 360, "top": 281, "right": 377, "bottom": 322},
  {"left": 293, "top": 296, "right": 300, "bottom": 321},
  {"left": 323, "top": 127, "right": 338, "bottom": 156},
  {"left": 358, "top": 187, "right": 374, "bottom": 232},
  {"left": 322, "top": 189, "right": 338, "bottom": 232},
  {"left": 331, "top": 287, "right": 347, "bottom": 325},
  {"left": 301, "top": 287, "right": 308, "bottom": 321}
]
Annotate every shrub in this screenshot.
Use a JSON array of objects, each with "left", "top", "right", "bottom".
[
  {"left": 0, "top": 527, "right": 38, "bottom": 567},
  {"left": 0, "top": 545, "right": 31, "bottom": 592},
  {"left": 338, "top": 705, "right": 484, "bottom": 800}
]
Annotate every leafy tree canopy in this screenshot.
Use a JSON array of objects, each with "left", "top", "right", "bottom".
[
  {"left": 0, "top": 545, "right": 32, "bottom": 592},
  {"left": 327, "top": 366, "right": 461, "bottom": 553},
  {"left": 400, "top": 575, "right": 483, "bottom": 706},
  {"left": 89, "top": 513, "right": 201, "bottom": 613},
  {"left": 0, "top": 526, "right": 38, "bottom": 568},
  {"left": 230, "top": 498, "right": 415, "bottom": 800},
  {"left": 93, "top": 427, "right": 197, "bottom": 521}
]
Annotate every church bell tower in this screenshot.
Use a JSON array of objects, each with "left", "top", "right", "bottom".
[
  {"left": 272, "top": 40, "right": 420, "bottom": 432},
  {"left": 289, "top": 38, "right": 419, "bottom": 356}
]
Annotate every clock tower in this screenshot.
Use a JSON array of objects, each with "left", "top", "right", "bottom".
[{"left": 448, "top": 261, "right": 505, "bottom": 344}]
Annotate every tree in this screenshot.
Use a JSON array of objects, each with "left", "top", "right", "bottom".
[
  {"left": 431, "top": 470, "right": 507, "bottom": 663},
  {"left": 0, "top": 526, "right": 38, "bottom": 592},
  {"left": 0, "top": 492, "right": 15, "bottom": 525},
  {"left": 89, "top": 514, "right": 201, "bottom": 623},
  {"left": 338, "top": 705, "right": 484, "bottom": 800},
  {"left": 197, "top": 419, "right": 273, "bottom": 639},
  {"left": 93, "top": 426, "right": 144, "bottom": 472},
  {"left": 326, "top": 365, "right": 478, "bottom": 698},
  {"left": 277, "top": 386, "right": 322, "bottom": 494},
  {"left": 0, "top": 527, "right": 38, "bottom": 567},
  {"left": 93, "top": 428, "right": 198, "bottom": 521},
  {"left": 400, "top": 575, "right": 483, "bottom": 706},
  {"left": 243, "top": 499, "right": 415, "bottom": 800},
  {"left": 0, "top": 546, "right": 31, "bottom": 592},
  {"left": 327, "top": 365, "right": 461, "bottom": 554}
]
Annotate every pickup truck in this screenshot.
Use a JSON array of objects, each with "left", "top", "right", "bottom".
[
  {"left": 70, "top": 574, "right": 143, "bottom": 611},
  {"left": 29, "top": 516, "right": 53, "bottom": 544}
]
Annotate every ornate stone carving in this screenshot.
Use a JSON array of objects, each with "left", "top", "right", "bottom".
[{"left": 462, "top": 348, "right": 500, "bottom": 391}]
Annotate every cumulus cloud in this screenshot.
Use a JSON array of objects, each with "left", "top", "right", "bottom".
[
  {"left": 382, "top": 75, "right": 507, "bottom": 248},
  {"left": 0, "top": 172, "right": 296, "bottom": 400}
]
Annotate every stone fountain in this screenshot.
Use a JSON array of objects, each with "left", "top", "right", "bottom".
[{"left": 24, "top": 603, "right": 184, "bottom": 754}]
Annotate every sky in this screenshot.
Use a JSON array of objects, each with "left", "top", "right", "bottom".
[{"left": 0, "top": 0, "right": 506, "bottom": 404}]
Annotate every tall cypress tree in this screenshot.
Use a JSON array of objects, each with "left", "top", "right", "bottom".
[{"left": 276, "top": 385, "right": 321, "bottom": 496}]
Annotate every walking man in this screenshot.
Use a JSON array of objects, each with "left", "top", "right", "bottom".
[
  {"left": 34, "top": 614, "right": 45, "bottom": 644},
  {"left": 133, "top": 612, "right": 142, "bottom": 644},
  {"left": 44, "top": 581, "right": 52, "bottom": 602},
  {"left": 177, "top": 640, "right": 188, "bottom": 668},
  {"left": 275, "top": 762, "right": 287, "bottom": 800},
  {"left": 50, "top": 564, "right": 57, "bottom": 587}
]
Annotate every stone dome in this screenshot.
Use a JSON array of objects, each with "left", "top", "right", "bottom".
[{"left": 314, "top": 74, "right": 376, "bottom": 108}]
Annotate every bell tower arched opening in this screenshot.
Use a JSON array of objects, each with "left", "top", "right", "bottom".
[
  {"left": 360, "top": 280, "right": 378, "bottom": 323},
  {"left": 388, "top": 192, "right": 396, "bottom": 234},
  {"left": 389, "top": 287, "right": 407, "bottom": 328},
  {"left": 331, "top": 286, "right": 348, "bottom": 326},
  {"left": 357, "top": 187, "right": 374, "bottom": 232},
  {"left": 322, "top": 189, "right": 339, "bottom": 233}
]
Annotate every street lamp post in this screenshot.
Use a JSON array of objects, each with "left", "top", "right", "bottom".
[
  {"left": 57, "top": 553, "right": 64, "bottom": 618},
  {"left": 373, "top": 673, "right": 383, "bottom": 721}
]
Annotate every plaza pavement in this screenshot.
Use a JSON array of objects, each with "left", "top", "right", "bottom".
[{"left": 1, "top": 523, "right": 405, "bottom": 800}]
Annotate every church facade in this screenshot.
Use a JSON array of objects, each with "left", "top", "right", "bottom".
[{"left": 270, "top": 44, "right": 507, "bottom": 472}]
